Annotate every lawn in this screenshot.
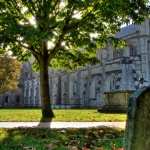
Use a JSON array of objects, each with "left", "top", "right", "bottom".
[
  {"left": 0, "top": 109, "right": 126, "bottom": 122},
  {"left": 0, "top": 127, "right": 124, "bottom": 150}
]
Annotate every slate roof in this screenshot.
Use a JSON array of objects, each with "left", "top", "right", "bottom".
[{"left": 116, "top": 24, "right": 140, "bottom": 38}]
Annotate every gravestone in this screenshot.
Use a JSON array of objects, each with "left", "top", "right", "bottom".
[{"left": 125, "top": 87, "right": 150, "bottom": 150}]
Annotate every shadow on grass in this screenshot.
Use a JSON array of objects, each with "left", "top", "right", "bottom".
[
  {"left": 0, "top": 127, "right": 125, "bottom": 150},
  {"left": 37, "top": 117, "right": 53, "bottom": 128},
  {"left": 0, "top": 128, "right": 55, "bottom": 150},
  {"left": 37, "top": 108, "right": 55, "bottom": 128}
]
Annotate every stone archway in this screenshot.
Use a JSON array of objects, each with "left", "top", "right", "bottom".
[
  {"left": 4, "top": 95, "right": 9, "bottom": 106},
  {"left": 16, "top": 95, "right": 20, "bottom": 105}
]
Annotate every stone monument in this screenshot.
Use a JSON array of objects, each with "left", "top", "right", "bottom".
[{"left": 125, "top": 87, "right": 150, "bottom": 150}]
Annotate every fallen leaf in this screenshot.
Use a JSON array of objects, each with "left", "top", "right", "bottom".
[
  {"left": 82, "top": 147, "right": 90, "bottom": 150},
  {"left": 116, "top": 148, "right": 124, "bottom": 150},
  {"left": 111, "top": 144, "right": 116, "bottom": 150},
  {"left": 23, "top": 147, "right": 36, "bottom": 150},
  {"left": 46, "top": 144, "right": 57, "bottom": 150},
  {"left": 96, "top": 147, "right": 104, "bottom": 150},
  {"left": 68, "top": 146, "right": 79, "bottom": 150}
]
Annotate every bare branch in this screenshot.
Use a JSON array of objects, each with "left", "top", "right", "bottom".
[
  {"left": 16, "top": 40, "right": 40, "bottom": 57},
  {"left": 52, "top": 0, "right": 60, "bottom": 16}
]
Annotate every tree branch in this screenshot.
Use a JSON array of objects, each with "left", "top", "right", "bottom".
[
  {"left": 16, "top": 40, "right": 40, "bottom": 57},
  {"left": 6, "top": 0, "right": 30, "bottom": 25},
  {"left": 48, "top": 4, "right": 75, "bottom": 60},
  {"left": 21, "top": 0, "right": 36, "bottom": 16},
  {"left": 62, "top": 2, "right": 98, "bottom": 33}
]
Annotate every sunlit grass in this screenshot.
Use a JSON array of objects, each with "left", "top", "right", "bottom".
[{"left": 0, "top": 109, "right": 127, "bottom": 122}]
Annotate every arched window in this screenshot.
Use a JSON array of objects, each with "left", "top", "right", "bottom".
[
  {"left": 110, "top": 73, "right": 120, "bottom": 90},
  {"left": 129, "top": 46, "right": 137, "bottom": 56},
  {"left": 16, "top": 96, "right": 20, "bottom": 104},
  {"left": 73, "top": 81, "right": 77, "bottom": 96},
  {"left": 113, "top": 49, "right": 123, "bottom": 59},
  {"left": 5, "top": 96, "right": 8, "bottom": 103}
]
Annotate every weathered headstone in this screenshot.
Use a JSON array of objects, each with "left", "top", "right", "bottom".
[{"left": 125, "top": 87, "right": 150, "bottom": 150}]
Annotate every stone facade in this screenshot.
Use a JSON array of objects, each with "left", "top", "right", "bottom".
[{"left": 0, "top": 19, "right": 150, "bottom": 108}]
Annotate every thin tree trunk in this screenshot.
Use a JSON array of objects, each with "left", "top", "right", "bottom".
[{"left": 39, "top": 56, "right": 54, "bottom": 121}]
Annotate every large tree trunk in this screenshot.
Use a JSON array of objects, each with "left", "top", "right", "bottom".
[{"left": 39, "top": 56, "right": 54, "bottom": 121}]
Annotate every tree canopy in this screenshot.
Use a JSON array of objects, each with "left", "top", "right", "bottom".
[
  {"left": 1, "top": 0, "right": 149, "bottom": 69},
  {"left": 0, "top": 55, "right": 21, "bottom": 93},
  {"left": 0, "top": 0, "right": 149, "bottom": 120}
]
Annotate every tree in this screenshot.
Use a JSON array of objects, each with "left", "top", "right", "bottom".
[
  {"left": 0, "top": 55, "right": 21, "bottom": 93},
  {"left": 0, "top": 0, "right": 149, "bottom": 121}
]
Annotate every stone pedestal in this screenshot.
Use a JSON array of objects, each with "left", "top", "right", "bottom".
[{"left": 125, "top": 87, "right": 150, "bottom": 150}]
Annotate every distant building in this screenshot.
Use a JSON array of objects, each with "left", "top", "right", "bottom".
[{"left": 0, "top": 19, "right": 150, "bottom": 108}]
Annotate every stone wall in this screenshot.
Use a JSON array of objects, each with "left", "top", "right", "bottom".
[
  {"left": 104, "top": 90, "right": 133, "bottom": 111},
  {"left": 0, "top": 90, "right": 23, "bottom": 107}
]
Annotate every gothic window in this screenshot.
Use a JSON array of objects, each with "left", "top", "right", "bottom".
[
  {"left": 84, "top": 83, "right": 87, "bottom": 87},
  {"left": 113, "top": 49, "right": 123, "bottom": 59},
  {"left": 23, "top": 72, "right": 27, "bottom": 79},
  {"left": 73, "top": 81, "right": 77, "bottom": 96},
  {"left": 5, "top": 96, "right": 8, "bottom": 103},
  {"left": 115, "top": 85, "right": 120, "bottom": 89},
  {"left": 148, "top": 41, "right": 150, "bottom": 75},
  {"left": 129, "top": 46, "right": 137, "bottom": 56},
  {"left": 83, "top": 91, "right": 86, "bottom": 95},
  {"left": 148, "top": 40, "right": 150, "bottom": 51},
  {"left": 26, "top": 88, "right": 29, "bottom": 97},
  {"left": 98, "top": 80, "right": 101, "bottom": 85},
  {"left": 110, "top": 73, "right": 120, "bottom": 90},
  {"left": 89, "top": 79, "right": 95, "bottom": 99},
  {"left": 63, "top": 93, "right": 67, "bottom": 96},
  {"left": 0, "top": 80, "right": 3, "bottom": 85},
  {"left": 102, "top": 49, "right": 109, "bottom": 60},
  {"left": 16, "top": 96, "right": 20, "bottom": 104},
  {"left": 63, "top": 81, "right": 68, "bottom": 92},
  {"left": 36, "top": 87, "right": 38, "bottom": 96}
]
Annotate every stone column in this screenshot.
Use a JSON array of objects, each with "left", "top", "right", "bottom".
[
  {"left": 28, "top": 80, "right": 31, "bottom": 106},
  {"left": 32, "top": 79, "right": 36, "bottom": 106},
  {"left": 26, "top": 80, "right": 29, "bottom": 106},
  {"left": 49, "top": 77, "right": 52, "bottom": 100},
  {"left": 34, "top": 80, "right": 38, "bottom": 106},
  {"left": 23, "top": 81, "right": 27, "bottom": 105},
  {"left": 38, "top": 79, "right": 41, "bottom": 106},
  {"left": 121, "top": 63, "right": 130, "bottom": 90},
  {"left": 140, "top": 38, "right": 149, "bottom": 82},
  {"left": 87, "top": 66, "right": 91, "bottom": 106}
]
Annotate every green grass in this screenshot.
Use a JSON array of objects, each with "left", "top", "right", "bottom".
[
  {"left": 0, "top": 127, "right": 125, "bottom": 150},
  {"left": 0, "top": 109, "right": 127, "bottom": 122}
]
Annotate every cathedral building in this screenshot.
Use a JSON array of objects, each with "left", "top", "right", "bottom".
[{"left": 0, "top": 19, "right": 150, "bottom": 108}]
